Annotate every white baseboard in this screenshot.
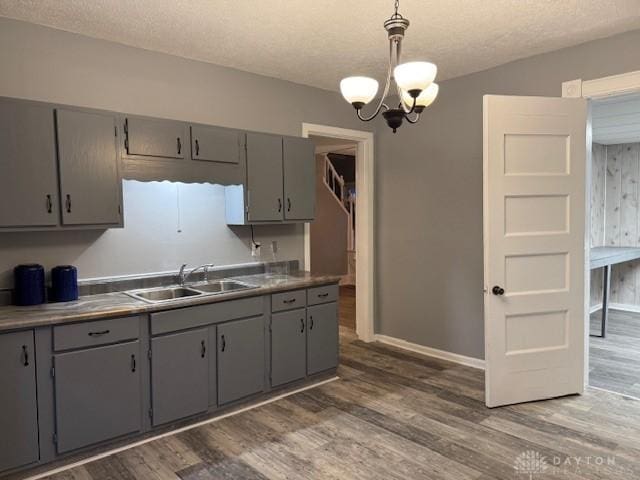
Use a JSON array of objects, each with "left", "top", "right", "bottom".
[
  {"left": 373, "top": 334, "right": 485, "bottom": 370},
  {"left": 608, "top": 302, "right": 640, "bottom": 314}
]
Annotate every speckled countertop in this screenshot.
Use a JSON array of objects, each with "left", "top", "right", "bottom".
[{"left": 0, "top": 272, "right": 341, "bottom": 332}]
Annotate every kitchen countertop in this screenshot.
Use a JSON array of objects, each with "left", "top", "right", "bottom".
[{"left": 0, "top": 272, "right": 341, "bottom": 332}]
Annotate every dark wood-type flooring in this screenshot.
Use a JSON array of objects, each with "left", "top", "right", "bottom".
[
  {"left": 590, "top": 308, "right": 640, "bottom": 398},
  {"left": 26, "top": 328, "right": 640, "bottom": 479},
  {"left": 339, "top": 285, "right": 356, "bottom": 330}
]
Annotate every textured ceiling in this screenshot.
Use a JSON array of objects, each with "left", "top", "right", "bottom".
[{"left": 1, "top": 1, "right": 640, "bottom": 92}]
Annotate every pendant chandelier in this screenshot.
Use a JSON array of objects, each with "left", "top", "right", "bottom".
[{"left": 339, "top": 0, "right": 438, "bottom": 133}]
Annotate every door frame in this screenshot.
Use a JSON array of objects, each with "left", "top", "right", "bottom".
[
  {"left": 562, "top": 70, "right": 640, "bottom": 386},
  {"left": 301, "top": 123, "right": 375, "bottom": 343}
]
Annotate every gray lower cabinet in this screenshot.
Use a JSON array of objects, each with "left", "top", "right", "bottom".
[
  {"left": 271, "top": 308, "right": 307, "bottom": 387},
  {"left": 0, "top": 331, "right": 39, "bottom": 473},
  {"left": 307, "top": 302, "right": 339, "bottom": 375},
  {"left": 53, "top": 341, "right": 142, "bottom": 453},
  {"left": 246, "top": 133, "right": 284, "bottom": 222},
  {"left": 151, "top": 328, "right": 208, "bottom": 426},
  {"left": 218, "top": 316, "right": 265, "bottom": 404},
  {"left": 283, "top": 137, "right": 315, "bottom": 221},
  {"left": 56, "top": 109, "right": 122, "bottom": 226},
  {"left": 0, "top": 98, "right": 58, "bottom": 228},
  {"left": 124, "top": 116, "right": 187, "bottom": 159},
  {"left": 191, "top": 124, "right": 243, "bottom": 164}
]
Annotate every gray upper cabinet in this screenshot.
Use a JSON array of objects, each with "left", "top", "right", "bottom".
[
  {"left": 151, "top": 328, "right": 209, "bottom": 426},
  {"left": 283, "top": 137, "right": 315, "bottom": 220},
  {"left": 218, "top": 316, "right": 265, "bottom": 405},
  {"left": 57, "top": 109, "right": 122, "bottom": 226},
  {"left": 0, "top": 98, "right": 58, "bottom": 228},
  {"left": 0, "top": 331, "right": 39, "bottom": 474},
  {"left": 124, "top": 116, "right": 187, "bottom": 159},
  {"left": 271, "top": 309, "right": 307, "bottom": 387},
  {"left": 307, "top": 302, "right": 339, "bottom": 375},
  {"left": 53, "top": 341, "right": 142, "bottom": 453},
  {"left": 246, "top": 133, "right": 284, "bottom": 222},
  {"left": 191, "top": 125, "right": 243, "bottom": 164}
]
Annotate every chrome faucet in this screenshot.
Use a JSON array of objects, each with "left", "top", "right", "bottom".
[{"left": 177, "top": 263, "right": 215, "bottom": 286}]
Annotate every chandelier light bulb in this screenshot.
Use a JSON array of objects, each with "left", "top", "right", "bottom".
[
  {"left": 340, "top": 77, "right": 379, "bottom": 108},
  {"left": 401, "top": 83, "right": 439, "bottom": 111},
  {"left": 394, "top": 61, "right": 438, "bottom": 96}
]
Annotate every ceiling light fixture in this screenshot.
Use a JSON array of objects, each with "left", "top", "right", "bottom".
[{"left": 339, "top": 0, "right": 438, "bottom": 133}]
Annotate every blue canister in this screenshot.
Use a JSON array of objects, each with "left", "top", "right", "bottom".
[
  {"left": 51, "top": 265, "right": 78, "bottom": 302},
  {"left": 13, "top": 264, "right": 46, "bottom": 306}
]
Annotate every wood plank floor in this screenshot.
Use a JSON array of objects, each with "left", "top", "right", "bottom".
[
  {"left": 29, "top": 328, "right": 640, "bottom": 480},
  {"left": 590, "top": 308, "right": 640, "bottom": 398},
  {"left": 339, "top": 286, "right": 356, "bottom": 330}
]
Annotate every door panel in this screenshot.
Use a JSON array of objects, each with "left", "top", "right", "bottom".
[
  {"left": 57, "top": 109, "right": 121, "bottom": 225},
  {"left": 307, "top": 302, "right": 339, "bottom": 375},
  {"left": 246, "top": 133, "right": 283, "bottom": 222},
  {"left": 54, "top": 341, "right": 142, "bottom": 453},
  {"left": 483, "top": 95, "right": 587, "bottom": 407},
  {"left": 0, "top": 331, "right": 39, "bottom": 473},
  {"left": 0, "top": 99, "right": 58, "bottom": 227},
  {"left": 271, "top": 309, "right": 306, "bottom": 387},
  {"left": 191, "top": 125, "right": 242, "bottom": 164},
  {"left": 125, "top": 117, "right": 186, "bottom": 159},
  {"left": 218, "top": 316, "right": 265, "bottom": 404},
  {"left": 151, "top": 328, "right": 208, "bottom": 426},
  {"left": 283, "top": 137, "right": 315, "bottom": 220}
]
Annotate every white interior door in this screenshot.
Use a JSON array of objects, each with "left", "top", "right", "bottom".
[{"left": 483, "top": 95, "right": 588, "bottom": 408}]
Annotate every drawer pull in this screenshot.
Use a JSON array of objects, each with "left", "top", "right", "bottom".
[
  {"left": 88, "top": 330, "right": 110, "bottom": 337},
  {"left": 46, "top": 194, "right": 53, "bottom": 214},
  {"left": 310, "top": 316, "right": 314, "bottom": 330},
  {"left": 22, "top": 345, "right": 29, "bottom": 366},
  {"left": 131, "top": 354, "right": 136, "bottom": 372},
  {"left": 283, "top": 298, "right": 297, "bottom": 304},
  {"left": 300, "top": 318, "right": 305, "bottom": 333},
  {"left": 201, "top": 340, "right": 206, "bottom": 358},
  {"left": 318, "top": 293, "right": 329, "bottom": 298},
  {"left": 221, "top": 334, "right": 226, "bottom": 352},
  {"left": 177, "top": 137, "right": 182, "bottom": 155},
  {"left": 195, "top": 139, "right": 200, "bottom": 156}
]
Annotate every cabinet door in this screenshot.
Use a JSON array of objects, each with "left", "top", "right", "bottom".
[
  {"left": 151, "top": 328, "right": 208, "bottom": 426},
  {"left": 57, "top": 109, "right": 122, "bottom": 226},
  {"left": 246, "top": 133, "right": 283, "bottom": 222},
  {"left": 0, "top": 331, "right": 39, "bottom": 473},
  {"left": 218, "top": 316, "right": 265, "bottom": 404},
  {"left": 283, "top": 137, "right": 315, "bottom": 220},
  {"left": 271, "top": 309, "right": 307, "bottom": 387},
  {"left": 125, "top": 117, "right": 186, "bottom": 159},
  {"left": 191, "top": 125, "right": 242, "bottom": 164},
  {"left": 208, "top": 325, "right": 217, "bottom": 408},
  {"left": 54, "top": 341, "right": 141, "bottom": 453},
  {"left": 307, "top": 302, "right": 339, "bottom": 375},
  {"left": 0, "top": 99, "right": 58, "bottom": 227}
]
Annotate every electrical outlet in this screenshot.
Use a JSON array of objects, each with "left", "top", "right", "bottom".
[{"left": 252, "top": 242, "right": 261, "bottom": 257}]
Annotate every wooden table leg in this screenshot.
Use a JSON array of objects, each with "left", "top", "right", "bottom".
[{"left": 591, "top": 265, "right": 610, "bottom": 338}]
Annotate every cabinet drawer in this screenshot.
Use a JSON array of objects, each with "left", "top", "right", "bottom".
[
  {"left": 150, "top": 296, "right": 263, "bottom": 335},
  {"left": 272, "top": 289, "right": 306, "bottom": 312},
  {"left": 307, "top": 284, "right": 339, "bottom": 306},
  {"left": 54, "top": 317, "right": 140, "bottom": 351}
]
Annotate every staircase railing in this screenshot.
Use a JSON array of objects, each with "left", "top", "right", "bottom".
[{"left": 323, "top": 155, "right": 356, "bottom": 252}]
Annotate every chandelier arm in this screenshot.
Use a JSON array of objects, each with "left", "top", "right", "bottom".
[
  {"left": 404, "top": 111, "right": 421, "bottom": 124},
  {"left": 353, "top": 40, "right": 395, "bottom": 122},
  {"left": 398, "top": 92, "right": 416, "bottom": 114}
]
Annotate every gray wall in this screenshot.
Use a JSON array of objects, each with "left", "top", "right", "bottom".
[
  {"left": 375, "top": 29, "right": 640, "bottom": 360},
  {"left": 0, "top": 17, "right": 368, "bottom": 287}
]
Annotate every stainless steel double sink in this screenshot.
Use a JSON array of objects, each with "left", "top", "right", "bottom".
[{"left": 125, "top": 279, "right": 257, "bottom": 304}]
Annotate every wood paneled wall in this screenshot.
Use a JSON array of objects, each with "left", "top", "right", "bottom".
[
  {"left": 590, "top": 143, "right": 606, "bottom": 307},
  {"left": 593, "top": 142, "right": 640, "bottom": 308}
]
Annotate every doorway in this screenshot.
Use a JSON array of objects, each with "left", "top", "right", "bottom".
[
  {"left": 586, "top": 92, "right": 640, "bottom": 398},
  {"left": 302, "top": 123, "right": 374, "bottom": 343}
]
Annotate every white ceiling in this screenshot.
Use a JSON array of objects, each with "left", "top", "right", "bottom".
[
  {"left": 1, "top": 1, "right": 640, "bottom": 92},
  {"left": 593, "top": 93, "right": 640, "bottom": 145}
]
